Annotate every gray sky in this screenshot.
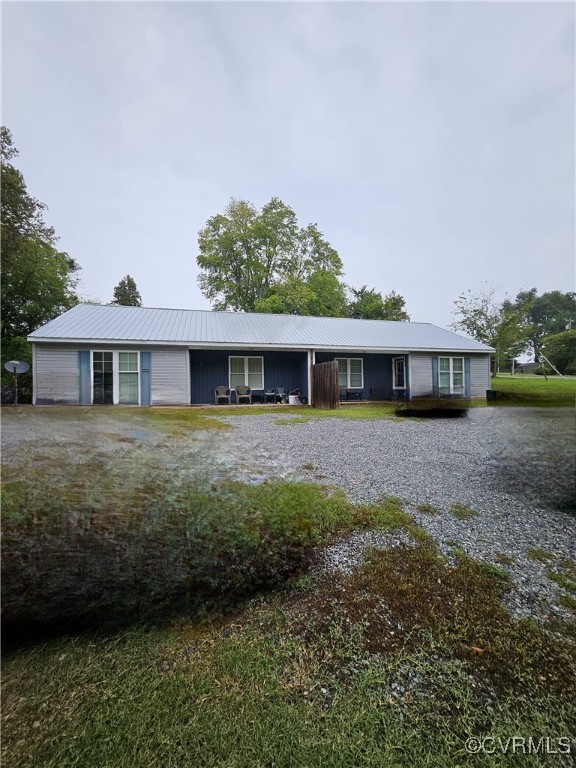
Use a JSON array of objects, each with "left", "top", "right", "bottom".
[{"left": 2, "top": 1, "right": 575, "bottom": 330}]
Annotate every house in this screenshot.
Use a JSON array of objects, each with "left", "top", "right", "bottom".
[{"left": 27, "top": 304, "right": 494, "bottom": 406}]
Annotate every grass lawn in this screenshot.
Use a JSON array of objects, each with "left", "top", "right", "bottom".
[
  {"left": 3, "top": 548, "right": 575, "bottom": 768},
  {"left": 490, "top": 374, "right": 576, "bottom": 407},
  {"left": 197, "top": 402, "right": 398, "bottom": 421}
]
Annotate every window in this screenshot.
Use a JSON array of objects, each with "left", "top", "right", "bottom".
[
  {"left": 92, "top": 351, "right": 113, "bottom": 404},
  {"left": 438, "top": 357, "right": 464, "bottom": 395},
  {"left": 336, "top": 358, "right": 363, "bottom": 389},
  {"left": 393, "top": 357, "right": 406, "bottom": 389},
  {"left": 92, "top": 350, "right": 140, "bottom": 405},
  {"left": 118, "top": 352, "right": 139, "bottom": 404},
  {"left": 229, "top": 356, "right": 263, "bottom": 390}
]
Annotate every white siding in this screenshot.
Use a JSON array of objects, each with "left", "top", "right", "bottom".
[
  {"left": 151, "top": 348, "right": 190, "bottom": 405},
  {"left": 34, "top": 345, "right": 80, "bottom": 404}
]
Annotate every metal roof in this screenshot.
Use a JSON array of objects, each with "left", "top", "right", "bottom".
[{"left": 28, "top": 304, "right": 494, "bottom": 353}]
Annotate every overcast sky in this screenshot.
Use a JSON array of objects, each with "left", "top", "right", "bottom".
[{"left": 2, "top": 1, "right": 575, "bottom": 330}]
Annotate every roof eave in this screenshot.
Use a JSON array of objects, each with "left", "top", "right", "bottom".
[{"left": 27, "top": 337, "right": 494, "bottom": 354}]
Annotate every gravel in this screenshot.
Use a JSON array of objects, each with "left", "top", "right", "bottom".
[{"left": 213, "top": 407, "right": 576, "bottom": 622}]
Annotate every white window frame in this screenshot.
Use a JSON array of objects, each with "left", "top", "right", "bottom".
[
  {"left": 118, "top": 351, "right": 140, "bottom": 405},
  {"left": 438, "top": 356, "right": 464, "bottom": 395},
  {"left": 91, "top": 350, "right": 140, "bottom": 405},
  {"left": 393, "top": 357, "right": 406, "bottom": 390},
  {"left": 228, "top": 356, "right": 264, "bottom": 390},
  {"left": 335, "top": 358, "right": 364, "bottom": 389}
]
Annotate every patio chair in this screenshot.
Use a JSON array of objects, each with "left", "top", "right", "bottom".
[
  {"left": 235, "top": 385, "right": 252, "bottom": 404},
  {"left": 264, "top": 389, "right": 277, "bottom": 403},
  {"left": 214, "top": 385, "right": 231, "bottom": 405},
  {"left": 273, "top": 387, "right": 289, "bottom": 404}
]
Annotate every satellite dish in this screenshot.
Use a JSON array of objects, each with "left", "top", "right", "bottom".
[{"left": 4, "top": 360, "right": 30, "bottom": 374}]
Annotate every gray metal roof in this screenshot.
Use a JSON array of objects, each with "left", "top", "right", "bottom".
[{"left": 28, "top": 304, "right": 494, "bottom": 353}]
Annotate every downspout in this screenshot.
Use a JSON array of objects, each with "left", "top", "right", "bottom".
[{"left": 32, "top": 342, "right": 37, "bottom": 405}]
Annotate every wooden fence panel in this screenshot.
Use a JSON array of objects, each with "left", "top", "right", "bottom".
[{"left": 311, "top": 361, "right": 339, "bottom": 409}]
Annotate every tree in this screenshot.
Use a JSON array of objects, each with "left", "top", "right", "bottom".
[
  {"left": 511, "top": 289, "right": 576, "bottom": 358},
  {"left": 111, "top": 275, "right": 142, "bottom": 306},
  {"left": 1, "top": 127, "right": 79, "bottom": 387},
  {"left": 347, "top": 286, "right": 410, "bottom": 321},
  {"left": 197, "top": 197, "right": 346, "bottom": 315},
  {"left": 541, "top": 330, "right": 576, "bottom": 374},
  {"left": 451, "top": 285, "right": 528, "bottom": 377}
]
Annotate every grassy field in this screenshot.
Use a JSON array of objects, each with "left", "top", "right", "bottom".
[
  {"left": 490, "top": 374, "right": 576, "bottom": 407},
  {"left": 2, "top": 406, "right": 575, "bottom": 767}
]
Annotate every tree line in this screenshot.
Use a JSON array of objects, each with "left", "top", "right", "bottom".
[
  {"left": 451, "top": 285, "right": 576, "bottom": 375},
  {"left": 2, "top": 124, "right": 574, "bottom": 392}
]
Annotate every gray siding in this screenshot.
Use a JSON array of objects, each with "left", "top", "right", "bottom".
[
  {"left": 409, "top": 353, "right": 491, "bottom": 398},
  {"left": 409, "top": 354, "right": 434, "bottom": 397},
  {"left": 151, "top": 348, "right": 190, "bottom": 405},
  {"left": 470, "top": 355, "right": 491, "bottom": 397},
  {"left": 34, "top": 345, "right": 80, "bottom": 404},
  {"left": 34, "top": 344, "right": 191, "bottom": 406}
]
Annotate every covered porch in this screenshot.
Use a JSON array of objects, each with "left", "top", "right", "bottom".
[{"left": 189, "top": 349, "right": 410, "bottom": 405}]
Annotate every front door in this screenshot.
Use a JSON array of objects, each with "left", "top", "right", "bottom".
[{"left": 93, "top": 351, "right": 113, "bottom": 404}]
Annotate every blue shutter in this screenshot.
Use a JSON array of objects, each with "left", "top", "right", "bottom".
[
  {"left": 432, "top": 357, "right": 439, "bottom": 397},
  {"left": 140, "top": 351, "right": 151, "bottom": 406},
  {"left": 464, "top": 357, "right": 471, "bottom": 398},
  {"left": 79, "top": 351, "right": 91, "bottom": 405}
]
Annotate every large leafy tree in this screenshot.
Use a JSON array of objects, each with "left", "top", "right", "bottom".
[
  {"left": 511, "top": 289, "right": 576, "bottom": 358},
  {"left": 451, "top": 285, "right": 529, "bottom": 377},
  {"left": 1, "top": 127, "right": 79, "bottom": 386},
  {"left": 347, "top": 286, "right": 410, "bottom": 321},
  {"left": 197, "top": 197, "right": 346, "bottom": 315},
  {"left": 541, "top": 330, "right": 576, "bottom": 374},
  {"left": 111, "top": 275, "right": 142, "bottom": 306}
]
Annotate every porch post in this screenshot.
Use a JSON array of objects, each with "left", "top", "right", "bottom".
[{"left": 308, "top": 349, "right": 315, "bottom": 406}]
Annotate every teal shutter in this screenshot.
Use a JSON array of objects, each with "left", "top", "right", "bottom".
[
  {"left": 140, "top": 351, "right": 151, "bottom": 406},
  {"left": 464, "top": 357, "right": 471, "bottom": 398},
  {"left": 79, "top": 351, "right": 91, "bottom": 404},
  {"left": 431, "top": 357, "right": 439, "bottom": 397}
]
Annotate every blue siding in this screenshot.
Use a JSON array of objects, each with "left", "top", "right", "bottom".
[
  {"left": 140, "top": 351, "right": 151, "bottom": 405},
  {"left": 78, "top": 350, "right": 91, "bottom": 405},
  {"left": 314, "top": 352, "right": 403, "bottom": 400},
  {"left": 190, "top": 350, "right": 309, "bottom": 404},
  {"left": 432, "top": 357, "right": 439, "bottom": 397}
]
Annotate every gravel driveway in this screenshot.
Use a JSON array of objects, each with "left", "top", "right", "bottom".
[
  {"left": 3, "top": 405, "right": 575, "bottom": 622},
  {"left": 214, "top": 407, "right": 576, "bottom": 622}
]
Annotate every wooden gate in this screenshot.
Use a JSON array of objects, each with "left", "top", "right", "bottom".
[{"left": 311, "top": 361, "right": 339, "bottom": 409}]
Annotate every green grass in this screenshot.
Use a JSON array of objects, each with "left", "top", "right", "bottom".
[
  {"left": 490, "top": 374, "right": 576, "bottom": 407},
  {"left": 449, "top": 503, "right": 479, "bottom": 521},
  {"left": 527, "top": 548, "right": 556, "bottom": 563},
  {"left": 3, "top": 542, "right": 575, "bottom": 768},
  {"left": 210, "top": 403, "right": 398, "bottom": 422},
  {"left": 415, "top": 503, "right": 440, "bottom": 515},
  {"left": 547, "top": 562, "right": 576, "bottom": 596},
  {"left": 2, "top": 461, "right": 422, "bottom": 638}
]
